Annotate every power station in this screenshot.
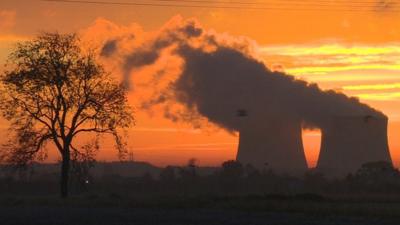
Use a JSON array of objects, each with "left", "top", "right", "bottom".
[
  {"left": 236, "top": 117, "right": 308, "bottom": 175},
  {"left": 103, "top": 19, "right": 395, "bottom": 177},
  {"left": 317, "top": 115, "right": 392, "bottom": 176},
  {"left": 236, "top": 114, "right": 393, "bottom": 177}
]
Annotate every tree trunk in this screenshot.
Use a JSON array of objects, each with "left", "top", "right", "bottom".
[{"left": 60, "top": 150, "right": 70, "bottom": 198}]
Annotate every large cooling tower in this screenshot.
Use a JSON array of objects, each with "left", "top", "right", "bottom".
[
  {"left": 236, "top": 117, "right": 308, "bottom": 175},
  {"left": 317, "top": 115, "right": 392, "bottom": 176}
]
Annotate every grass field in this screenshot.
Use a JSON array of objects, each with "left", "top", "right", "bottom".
[
  {"left": 1, "top": 194, "right": 400, "bottom": 225},
  {"left": 2, "top": 161, "right": 400, "bottom": 224},
  {"left": 2, "top": 206, "right": 398, "bottom": 225}
]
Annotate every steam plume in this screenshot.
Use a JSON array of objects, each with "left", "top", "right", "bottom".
[{"left": 94, "top": 16, "right": 385, "bottom": 131}]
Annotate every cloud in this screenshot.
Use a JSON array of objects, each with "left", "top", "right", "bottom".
[
  {"left": 341, "top": 82, "right": 400, "bottom": 101},
  {"left": 343, "top": 83, "right": 400, "bottom": 91},
  {"left": 260, "top": 44, "right": 400, "bottom": 56},
  {"left": 375, "top": 0, "right": 398, "bottom": 12},
  {"left": 132, "top": 142, "right": 236, "bottom": 151},
  {"left": 174, "top": 45, "right": 384, "bottom": 130},
  {"left": 83, "top": 16, "right": 385, "bottom": 133},
  {"left": 132, "top": 127, "right": 201, "bottom": 134},
  {"left": 355, "top": 92, "right": 400, "bottom": 101},
  {"left": 287, "top": 64, "right": 400, "bottom": 76},
  {"left": 100, "top": 39, "right": 118, "bottom": 57},
  {"left": 0, "top": 10, "right": 16, "bottom": 30},
  {"left": 258, "top": 43, "right": 400, "bottom": 76},
  {"left": 297, "top": 70, "right": 400, "bottom": 83}
]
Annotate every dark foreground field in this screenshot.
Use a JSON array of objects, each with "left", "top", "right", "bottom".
[
  {"left": 1, "top": 195, "right": 400, "bottom": 225},
  {"left": 1, "top": 206, "right": 398, "bottom": 225},
  {"left": 2, "top": 161, "right": 400, "bottom": 224}
]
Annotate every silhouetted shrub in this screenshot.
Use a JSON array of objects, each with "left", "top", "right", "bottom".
[
  {"left": 220, "top": 160, "right": 244, "bottom": 179},
  {"left": 159, "top": 166, "right": 176, "bottom": 182},
  {"left": 2, "top": 160, "right": 400, "bottom": 198}
]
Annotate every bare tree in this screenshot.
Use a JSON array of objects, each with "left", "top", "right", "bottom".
[
  {"left": 69, "top": 138, "right": 98, "bottom": 194},
  {"left": 0, "top": 32, "right": 134, "bottom": 198}
]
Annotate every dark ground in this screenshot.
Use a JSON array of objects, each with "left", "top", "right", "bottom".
[
  {"left": 2, "top": 161, "right": 400, "bottom": 225},
  {"left": 0, "top": 195, "right": 400, "bottom": 225},
  {"left": 0, "top": 206, "right": 399, "bottom": 225}
]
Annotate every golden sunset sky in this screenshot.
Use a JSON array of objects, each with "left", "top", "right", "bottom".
[{"left": 1, "top": 0, "right": 400, "bottom": 167}]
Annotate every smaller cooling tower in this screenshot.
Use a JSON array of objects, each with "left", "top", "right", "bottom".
[
  {"left": 236, "top": 117, "right": 308, "bottom": 175},
  {"left": 317, "top": 115, "right": 392, "bottom": 176}
]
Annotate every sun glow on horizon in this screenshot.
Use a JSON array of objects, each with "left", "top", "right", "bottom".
[{"left": 0, "top": 0, "right": 400, "bottom": 168}]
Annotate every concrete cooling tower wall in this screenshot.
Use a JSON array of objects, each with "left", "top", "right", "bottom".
[
  {"left": 236, "top": 117, "right": 308, "bottom": 175},
  {"left": 317, "top": 115, "right": 392, "bottom": 176}
]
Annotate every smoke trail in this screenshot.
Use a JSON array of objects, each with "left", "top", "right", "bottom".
[
  {"left": 174, "top": 45, "right": 385, "bottom": 130},
  {"left": 96, "top": 16, "right": 385, "bottom": 131}
]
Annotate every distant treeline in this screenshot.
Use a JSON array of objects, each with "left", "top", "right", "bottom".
[{"left": 1, "top": 160, "right": 400, "bottom": 197}]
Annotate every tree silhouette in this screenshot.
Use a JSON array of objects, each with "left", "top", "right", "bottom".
[
  {"left": 0, "top": 33, "right": 134, "bottom": 198},
  {"left": 220, "top": 160, "right": 244, "bottom": 179}
]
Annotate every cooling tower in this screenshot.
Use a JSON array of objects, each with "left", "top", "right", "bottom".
[
  {"left": 236, "top": 117, "right": 308, "bottom": 175},
  {"left": 317, "top": 115, "right": 392, "bottom": 177}
]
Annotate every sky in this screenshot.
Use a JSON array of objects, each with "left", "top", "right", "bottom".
[{"left": 1, "top": 0, "right": 400, "bottom": 168}]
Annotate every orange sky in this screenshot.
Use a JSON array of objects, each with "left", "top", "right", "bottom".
[{"left": 1, "top": 0, "right": 400, "bottom": 168}]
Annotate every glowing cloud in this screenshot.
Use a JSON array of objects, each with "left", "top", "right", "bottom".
[{"left": 81, "top": 16, "right": 385, "bottom": 134}]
